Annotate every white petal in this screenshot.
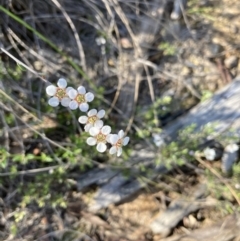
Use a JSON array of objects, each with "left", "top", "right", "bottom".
[
  {"left": 118, "top": 130, "right": 124, "bottom": 138},
  {"left": 97, "top": 109, "right": 105, "bottom": 119},
  {"left": 69, "top": 100, "right": 78, "bottom": 110},
  {"left": 204, "top": 148, "right": 215, "bottom": 161},
  {"left": 94, "top": 120, "right": 103, "bottom": 129},
  {"left": 78, "top": 116, "right": 88, "bottom": 124},
  {"left": 87, "top": 137, "right": 97, "bottom": 146},
  {"left": 57, "top": 78, "right": 67, "bottom": 88},
  {"left": 61, "top": 97, "right": 71, "bottom": 107},
  {"left": 109, "top": 146, "right": 117, "bottom": 155},
  {"left": 101, "top": 125, "right": 111, "bottom": 135},
  {"left": 89, "top": 127, "right": 100, "bottom": 136},
  {"left": 106, "top": 134, "right": 112, "bottom": 143},
  {"left": 84, "top": 123, "right": 93, "bottom": 132},
  {"left": 77, "top": 86, "right": 86, "bottom": 94},
  {"left": 123, "top": 137, "right": 130, "bottom": 146},
  {"left": 66, "top": 87, "right": 74, "bottom": 93},
  {"left": 97, "top": 143, "right": 107, "bottom": 153},
  {"left": 85, "top": 92, "right": 94, "bottom": 102},
  {"left": 110, "top": 134, "right": 119, "bottom": 145},
  {"left": 88, "top": 109, "right": 97, "bottom": 117},
  {"left": 117, "top": 147, "right": 123, "bottom": 157},
  {"left": 48, "top": 97, "right": 59, "bottom": 107},
  {"left": 80, "top": 103, "right": 89, "bottom": 112},
  {"left": 68, "top": 89, "right": 78, "bottom": 99},
  {"left": 46, "top": 85, "right": 57, "bottom": 96}
]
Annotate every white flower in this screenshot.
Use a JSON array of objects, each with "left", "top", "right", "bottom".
[
  {"left": 86, "top": 124, "right": 111, "bottom": 153},
  {"left": 204, "top": 147, "right": 216, "bottom": 161},
  {"left": 109, "top": 130, "right": 129, "bottom": 157},
  {"left": 78, "top": 109, "right": 105, "bottom": 132},
  {"left": 67, "top": 86, "right": 94, "bottom": 112},
  {"left": 46, "top": 78, "right": 72, "bottom": 107},
  {"left": 96, "top": 36, "right": 106, "bottom": 46}
]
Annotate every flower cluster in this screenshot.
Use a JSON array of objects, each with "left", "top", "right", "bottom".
[{"left": 46, "top": 78, "right": 129, "bottom": 156}]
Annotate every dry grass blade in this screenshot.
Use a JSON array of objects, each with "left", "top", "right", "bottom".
[
  {"left": 6, "top": 28, "right": 34, "bottom": 71},
  {"left": 1, "top": 1, "right": 240, "bottom": 240},
  {"left": 50, "top": 0, "right": 87, "bottom": 72},
  {"left": 8, "top": 28, "right": 59, "bottom": 70},
  {"left": 0, "top": 47, "right": 48, "bottom": 83},
  {"left": 0, "top": 88, "right": 41, "bottom": 123}
]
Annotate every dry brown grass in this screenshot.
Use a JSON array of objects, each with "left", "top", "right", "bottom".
[{"left": 0, "top": 0, "right": 240, "bottom": 240}]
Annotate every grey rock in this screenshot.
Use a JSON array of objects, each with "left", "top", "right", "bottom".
[
  {"left": 221, "top": 143, "right": 239, "bottom": 174},
  {"left": 150, "top": 200, "right": 202, "bottom": 236},
  {"left": 77, "top": 168, "right": 117, "bottom": 191}
]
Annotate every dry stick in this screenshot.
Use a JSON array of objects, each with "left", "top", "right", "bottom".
[
  {"left": 9, "top": 28, "right": 59, "bottom": 70},
  {"left": 50, "top": 0, "right": 87, "bottom": 72},
  {"left": 195, "top": 153, "right": 240, "bottom": 206},
  {"left": 24, "top": 14, "right": 102, "bottom": 32},
  {"left": 83, "top": 0, "right": 107, "bottom": 30},
  {"left": 144, "top": 64, "right": 159, "bottom": 127},
  {"left": 179, "top": 0, "right": 196, "bottom": 40},
  {"left": 126, "top": 71, "right": 141, "bottom": 134},
  {"left": 0, "top": 165, "right": 67, "bottom": 177},
  {"left": 106, "top": 62, "right": 123, "bottom": 116},
  {"left": 111, "top": 0, "right": 141, "bottom": 134},
  {"left": 111, "top": 0, "right": 140, "bottom": 55},
  {"left": 102, "top": 0, "right": 114, "bottom": 20},
  {"left": 6, "top": 28, "right": 34, "bottom": 71},
  {"left": 102, "top": 0, "right": 125, "bottom": 115},
  {"left": 0, "top": 47, "right": 48, "bottom": 83},
  {"left": 0, "top": 89, "right": 41, "bottom": 123}
]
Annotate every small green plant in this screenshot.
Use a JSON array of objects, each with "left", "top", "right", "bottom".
[
  {"left": 0, "top": 148, "right": 9, "bottom": 168},
  {"left": 137, "top": 96, "right": 172, "bottom": 139},
  {"left": 156, "top": 122, "right": 239, "bottom": 168},
  {"left": 201, "top": 90, "right": 213, "bottom": 102},
  {"left": 157, "top": 124, "right": 199, "bottom": 168},
  {"left": 158, "top": 42, "right": 177, "bottom": 56},
  {"left": 20, "top": 170, "right": 68, "bottom": 208}
]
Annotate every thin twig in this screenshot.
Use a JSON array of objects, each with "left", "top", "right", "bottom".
[
  {"left": 9, "top": 28, "right": 59, "bottom": 70},
  {"left": 0, "top": 88, "right": 41, "bottom": 122},
  {"left": 144, "top": 64, "right": 159, "bottom": 126},
  {"left": 0, "top": 47, "right": 48, "bottom": 83},
  {"left": 195, "top": 153, "right": 240, "bottom": 206},
  {"left": 0, "top": 165, "right": 67, "bottom": 177},
  {"left": 50, "top": 0, "right": 87, "bottom": 72}
]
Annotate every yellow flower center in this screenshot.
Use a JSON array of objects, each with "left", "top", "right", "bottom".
[
  {"left": 55, "top": 88, "right": 66, "bottom": 100},
  {"left": 96, "top": 133, "right": 106, "bottom": 143},
  {"left": 88, "top": 115, "right": 98, "bottom": 124},
  {"left": 116, "top": 139, "right": 123, "bottom": 148},
  {"left": 75, "top": 94, "right": 85, "bottom": 104}
]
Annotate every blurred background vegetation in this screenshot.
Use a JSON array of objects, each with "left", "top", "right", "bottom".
[{"left": 0, "top": 0, "right": 240, "bottom": 240}]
